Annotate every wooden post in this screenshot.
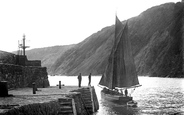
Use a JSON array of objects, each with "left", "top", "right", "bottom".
[
  {"left": 59, "top": 81, "right": 61, "bottom": 89},
  {"left": 32, "top": 82, "right": 36, "bottom": 94}
]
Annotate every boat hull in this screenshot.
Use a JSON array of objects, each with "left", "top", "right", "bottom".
[{"left": 101, "top": 91, "right": 132, "bottom": 104}]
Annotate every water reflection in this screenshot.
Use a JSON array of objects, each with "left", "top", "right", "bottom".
[
  {"left": 95, "top": 99, "right": 140, "bottom": 115},
  {"left": 49, "top": 76, "right": 184, "bottom": 115}
]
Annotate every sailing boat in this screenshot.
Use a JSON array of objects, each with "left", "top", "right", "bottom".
[{"left": 99, "top": 16, "right": 141, "bottom": 104}]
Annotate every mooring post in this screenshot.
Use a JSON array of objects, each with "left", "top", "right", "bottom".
[
  {"left": 32, "top": 82, "right": 36, "bottom": 94},
  {"left": 0, "top": 81, "right": 8, "bottom": 97},
  {"left": 59, "top": 81, "right": 61, "bottom": 89},
  {"left": 42, "top": 79, "right": 45, "bottom": 88}
]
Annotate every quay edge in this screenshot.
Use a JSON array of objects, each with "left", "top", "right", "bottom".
[{"left": 0, "top": 86, "right": 99, "bottom": 115}]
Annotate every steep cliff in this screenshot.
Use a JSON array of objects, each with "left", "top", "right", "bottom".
[
  {"left": 135, "top": 2, "right": 184, "bottom": 77},
  {"left": 49, "top": 2, "right": 184, "bottom": 77},
  {"left": 50, "top": 26, "right": 114, "bottom": 75},
  {"left": 25, "top": 2, "right": 184, "bottom": 77}
]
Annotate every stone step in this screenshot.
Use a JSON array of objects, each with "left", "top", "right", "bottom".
[
  {"left": 85, "top": 105, "right": 92, "bottom": 109},
  {"left": 82, "top": 99, "right": 92, "bottom": 103},
  {"left": 82, "top": 93, "right": 91, "bottom": 97},
  {"left": 86, "top": 106, "right": 93, "bottom": 110},
  {"left": 82, "top": 87, "right": 90, "bottom": 90},
  {"left": 82, "top": 91, "right": 91, "bottom": 94},
  {"left": 58, "top": 98, "right": 72, "bottom": 102},
  {"left": 82, "top": 97, "right": 91, "bottom": 100},
  {"left": 80, "top": 88, "right": 90, "bottom": 90},
  {"left": 58, "top": 110, "right": 73, "bottom": 114},
  {"left": 60, "top": 106, "right": 73, "bottom": 111},
  {"left": 82, "top": 90, "right": 90, "bottom": 92},
  {"left": 79, "top": 89, "right": 90, "bottom": 92},
  {"left": 60, "top": 102, "right": 72, "bottom": 106},
  {"left": 83, "top": 101, "right": 92, "bottom": 105},
  {"left": 82, "top": 93, "right": 90, "bottom": 95},
  {"left": 85, "top": 108, "right": 93, "bottom": 113},
  {"left": 59, "top": 110, "right": 73, "bottom": 112},
  {"left": 83, "top": 100, "right": 92, "bottom": 104},
  {"left": 84, "top": 105, "right": 92, "bottom": 109},
  {"left": 85, "top": 102, "right": 92, "bottom": 106},
  {"left": 82, "top": 98, "right": 92, "bottom": 102},
  {"left": 81, "top": 94, "right": 90, "bottom": 96},
  {"left": 85, "top": 102, "right": 92, "bottom": 105},
  {"left": 82, "top": 95, "right": 91, "bottom": 98},
  {"left": 82, "top": 90, "right": 91, "bottom": 94},
  {"left": 58, "top": 114, "right": 73, "bottom": 115}
]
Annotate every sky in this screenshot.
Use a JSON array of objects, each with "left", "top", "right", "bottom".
[{"left": 0, "top": 0, "right": 180, "bottom": 52}]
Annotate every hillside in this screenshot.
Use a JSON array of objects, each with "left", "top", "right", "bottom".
[
  {"left": 0, "top": 51, "right": 16, "bottom": 64},
  {"left": 25, "top": 45, "right": 75, "bottom": 72},
  {"left": 20, "top": 2, "right": 184, "bottom": 77},
  {"left": 133, "top": 2, "right": 184, "bottom": 77},
  {"left": 50, "top": 2, "right": 184, "bottom": 77}
]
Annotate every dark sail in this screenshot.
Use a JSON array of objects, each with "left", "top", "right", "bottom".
[{"left": 99, "top": 16, "right": 139, "bottom": 89}]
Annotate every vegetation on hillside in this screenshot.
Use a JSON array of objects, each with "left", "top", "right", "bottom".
[{"left": 14, "top": 2, "right": 184, "bottom": 77}]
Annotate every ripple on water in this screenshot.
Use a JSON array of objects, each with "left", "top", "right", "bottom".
[{"left": 49, "top": 76, "right": 184, "bottom": 115}]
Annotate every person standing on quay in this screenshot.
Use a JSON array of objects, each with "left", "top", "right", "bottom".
[
  {"left": 78, "top": 73, "right": 82, "bottom": 87},
  {"left": 125, "top": 89, "right": 128, "bottom": 97},
  {"left": 88, "top": 73, "right": 91, "bottom": 86}
]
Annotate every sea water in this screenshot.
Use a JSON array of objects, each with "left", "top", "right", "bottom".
[{"left": 48, "top": 76, "right": 184, "bottom": 115}]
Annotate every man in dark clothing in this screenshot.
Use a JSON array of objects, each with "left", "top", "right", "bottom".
[
  {"left": 78, "top": 73, "right": 82, "bottom": 87},
  {"left": 88, "top": 73, "right": 91, "bottom": 86},
  {"left": 125, "top": 89, "right": 128, "bottom": 97}
]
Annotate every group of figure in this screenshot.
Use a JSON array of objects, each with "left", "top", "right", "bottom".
[
  {"left": 77, "top": 73, "right": 91, "bottom": 87},
  {"left": 103, "top": 87, "right": 128, "bottom": 97},
  {"left": 118, "top": 88, "right": 128, "bottom": 97}
]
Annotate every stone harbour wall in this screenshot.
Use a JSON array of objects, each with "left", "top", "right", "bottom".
[
  {"left": 0, "top": 87, "right": 99, "bottom": 115},
  {"left": 91, "top": 86, "right": 99, "bottom": 112},
  {"left": 0, "top": 63, "right": 49, "bottom": 89},
  {"left": 0, "top": 100, "right": 60, "bottom": 115},
  {"left": 71, "top": 87, "right": 99, "bottom": 114},
  {"left": 66, "top": 92, "right": 89, "bottom": 115}
]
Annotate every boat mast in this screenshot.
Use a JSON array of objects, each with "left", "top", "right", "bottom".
[{"left": 99, "top": 16, "right": 140, "bottom": 89}]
